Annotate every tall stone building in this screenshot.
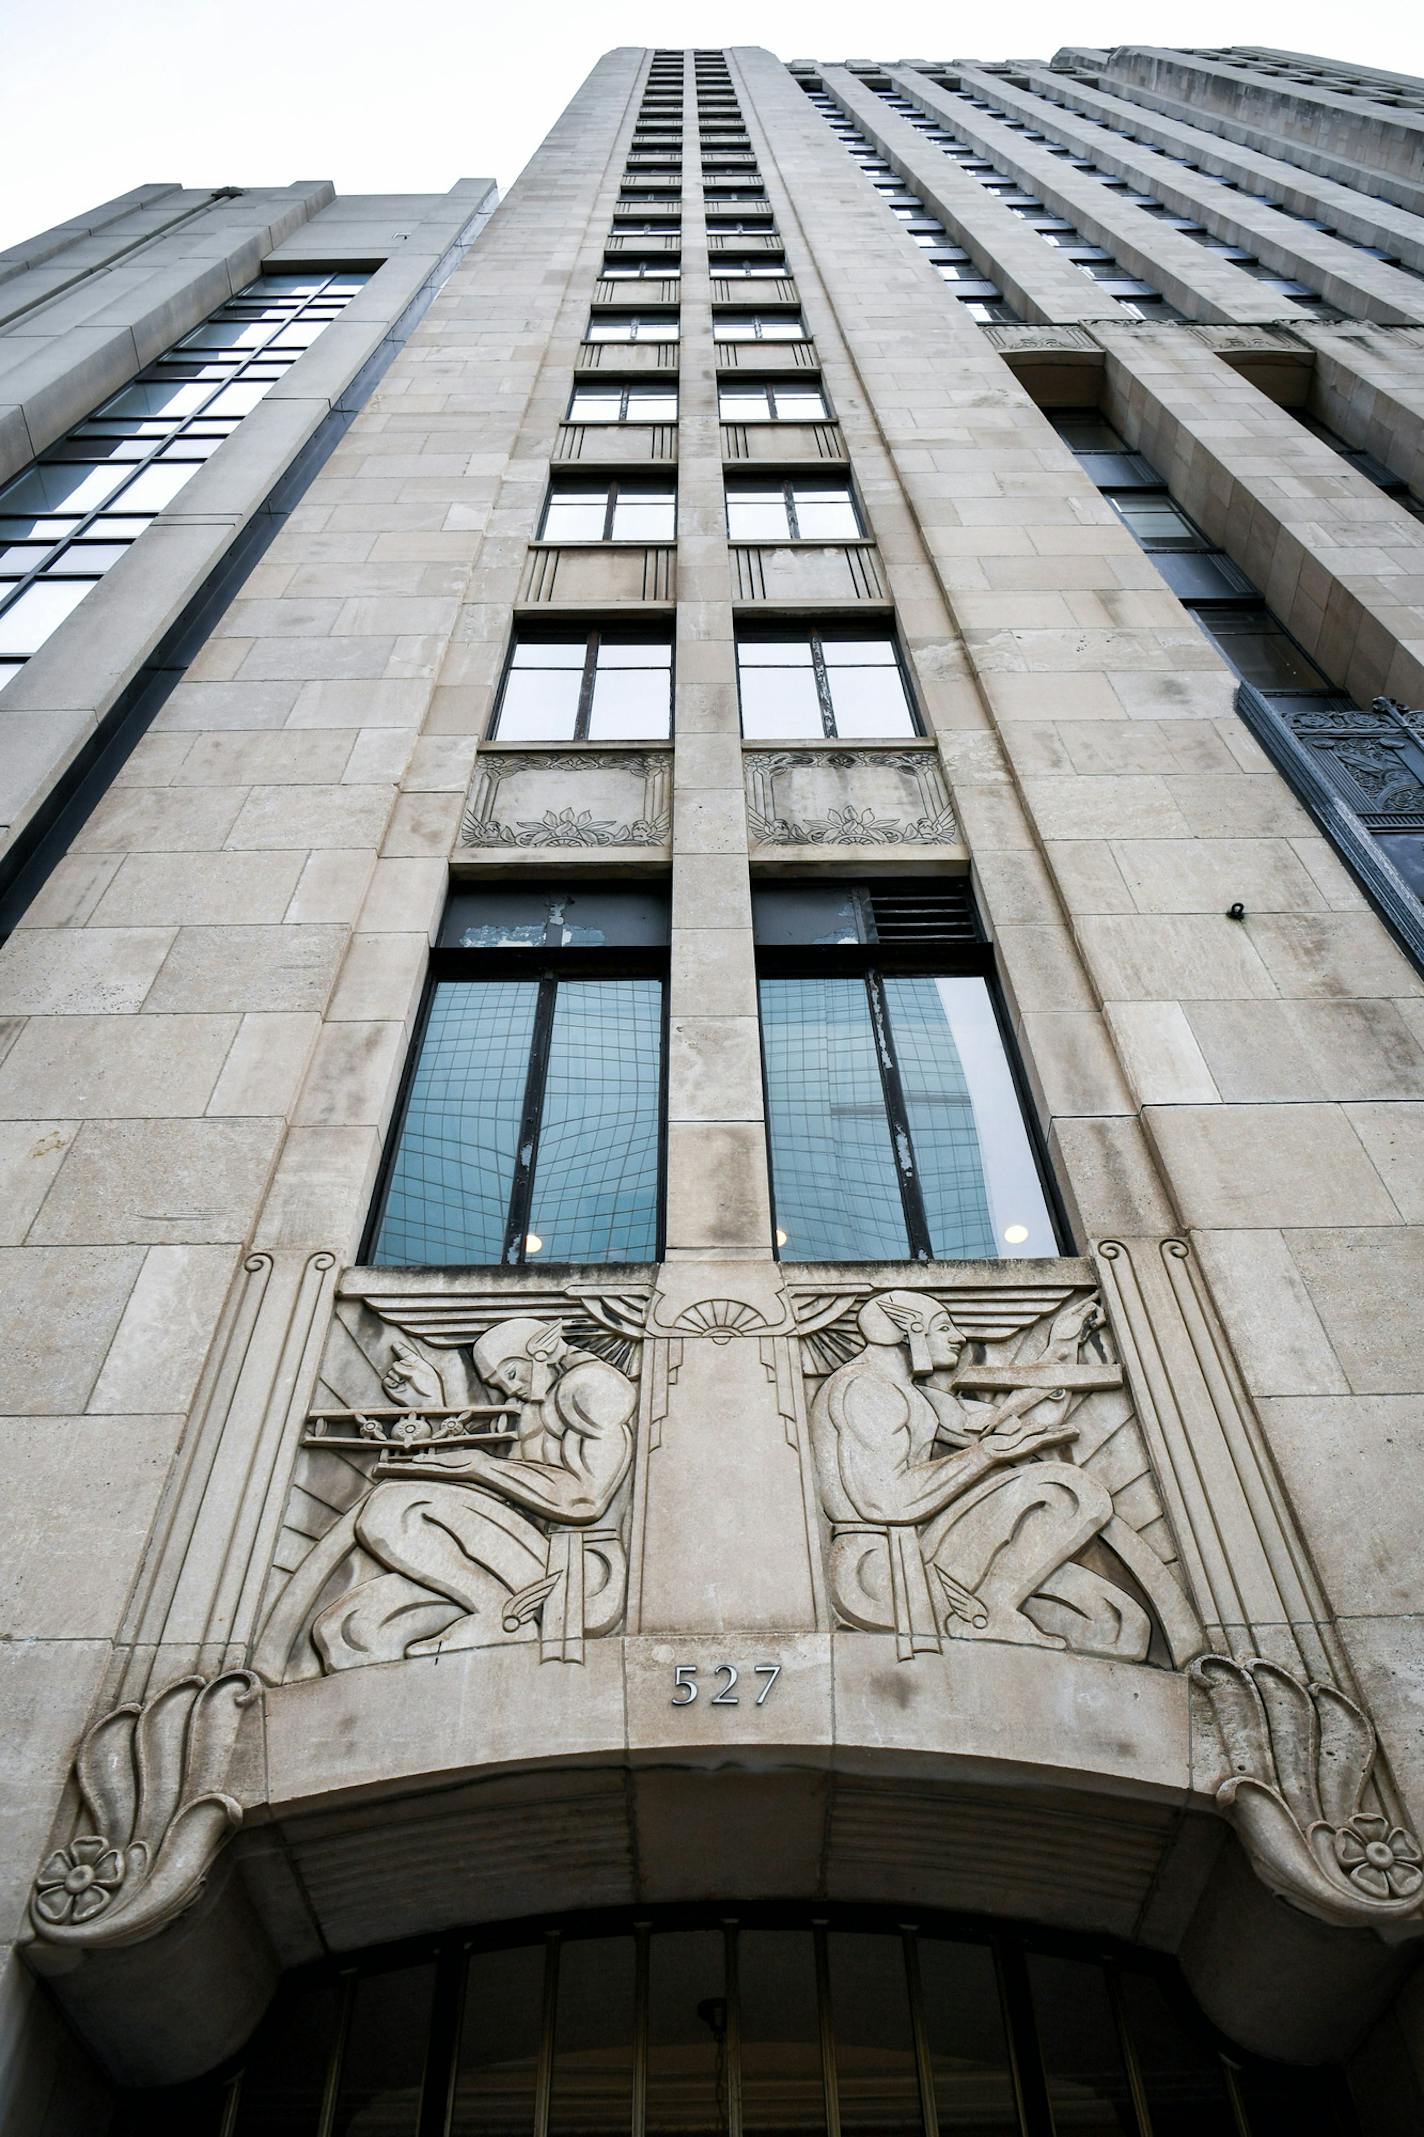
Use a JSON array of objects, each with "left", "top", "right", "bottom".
[{"left": 2, "top": 39, "right": 1423, "bottom": 2135}]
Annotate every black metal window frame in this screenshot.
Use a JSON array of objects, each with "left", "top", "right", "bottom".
[
  {"left": 362, "top": 928, "right": 669, "bottom": 1271},
  {"left": 711, "top": 255, "right": 791, "bottom": 277},
  {"left": 712, "top": 310, "right": 807, "bottom": 341},
  {"left": 124, "top": 1897, "right": 1357, "bottom": 2137},
  {"left": 585, "top": 312, "right": 681, "bottom": 342},
  {"left": 0, "top": 268, "right": 370, "bottom": 688},
  {"left": 601, "top": 254, "right": 683, "bottom": 278},
  {"left": 736, "top": 623, "right": 922, "bottom": 741},
  {"left": 756, "top": 893, "right": 1066, "bottom": 1264},
  {"left": 717, "top": 379, "right": 832, "bottom": 423},
  {"left": 724, "top": 474, "right": 864, "bottom": 542},
  {"left": 490, "top": 626, "right": 675, "bottom": 743},
  {"left": 538, "top": 478, "right": 677, "bottom": 545},
  {"left": 611, "top": 219, "right": 683, "bottom": 235},
  {"left": 705, "top": 215, "right": 778, "bottom": 234},
  {"left": 566, "top": 381, "right": 679, "bottom": 424}
]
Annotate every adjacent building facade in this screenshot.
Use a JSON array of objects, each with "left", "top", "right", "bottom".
[{"left": 2, "top": 41, "right": 1424, "bottom": 2135}]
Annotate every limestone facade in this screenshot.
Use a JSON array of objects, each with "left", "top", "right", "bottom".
[{"left": 1, "top": 41, "right": 1424, "bottom": 2135}]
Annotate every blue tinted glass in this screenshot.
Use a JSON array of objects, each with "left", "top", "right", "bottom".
[
  {"left": 883, "top": 976, "right": 1055, "bottom": 1259},
  {"left": 760, "top": 976, "right": 908, "bottom": 1261},
  {"left": 882, "top": 978, "right": 994, "bottom": 1258},
  {"left": 373, "top": 980, "right": 537, "bottom": 1265},
  {"left": 530, "top": 980, "right": 662, "bottom": 1261}
]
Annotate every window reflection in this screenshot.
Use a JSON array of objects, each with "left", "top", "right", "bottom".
[
  {"left": 493, "top": 630, "right": 673, "bottom": 741},
  {"left": 736, "top": 629, "right": 916, "bottom": 739}
]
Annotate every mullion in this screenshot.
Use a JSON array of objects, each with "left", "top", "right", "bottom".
[
  {"left": 808, "top": 632, "right": 837, "bottom": 737},
  {"left": 783, "top": 479, "right": 801, "bottom": 541},
  {"left": 863, "top": 968, "right": 934, "bottom": 1260},
  {"left": 502, "top": 972, "right": 559, "bottom": 1265},
  {"left": 573, "top": 631, "right": 600, "bottom": 739},
  {"left": 603, "top": 480, "right": 620, "bottom": 542}
]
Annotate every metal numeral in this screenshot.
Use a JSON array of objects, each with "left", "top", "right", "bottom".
[{"left": 669, "top": 1660, "right": 781, "bottom": 1707}]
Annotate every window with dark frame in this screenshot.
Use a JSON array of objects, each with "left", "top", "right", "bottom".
[
  {"left": 368, "top": 887, "right": 667, "bottom": 1269},
  {"left": 725, "top": 477, "right": 862, "bottom": 541},
  {"left": 601, "top": 254, "right": 682, "bottom": 279},
  {"left": 538, "top": 479, "right": 677, "bottom": 544},
  {"left": 754, "top": 882, "right": 1060, "bottom": 1263},
  {"left": 491, "top": 628, "right": 674, "bottom": 742},
  {"left": 736, "top": 625, "right": 919, "bottom": 738},
  {"left": 567, "top": 382, "right": 679, "bottom": 424},
  {"left": 718, "top": 380, "right": 830, "bottom": 423},
  {"left": 713, "top": 310, "right": 806, "bottom": 342},
  {"left": 0, "top": 269, "right": 371, "bottom": 691},
  {"left": 586, "top": 312, "right": 680, "bottom": 343}
]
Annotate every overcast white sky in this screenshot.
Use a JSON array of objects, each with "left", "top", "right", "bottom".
[{"left": 1, "top": 0, "right": 1420, "bottom": 258}]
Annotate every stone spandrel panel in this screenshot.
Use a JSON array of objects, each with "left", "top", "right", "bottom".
[
  {"left": 460, "top": 750, "right": 671, "bottom": 851},
  {"left": 744, "top": 746, "right": 960, "bottom": 848},
  {"left": 250, "top": 1260, "right": 1198, "bottom": 1685}
]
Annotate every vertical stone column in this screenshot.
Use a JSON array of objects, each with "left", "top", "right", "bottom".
[{"left": 663, "top": 53, "right": 772, "bottom": 1260}]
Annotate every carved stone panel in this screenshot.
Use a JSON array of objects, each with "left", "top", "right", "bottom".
[
  {"left": 745, "top": 748, "right": 959, "bottom": 847},
  {"left": 783, "top": 1277, "right": 1204, "bottom": 1668},
  {"left": 731, "top": 544, "right": 883, "bottom": 601},
  {"left": 461, "top": 751, "right": 671, "bottom": 850},
  {"left": 253, "top": 1280, "right": 657, "bottom": 1681}
]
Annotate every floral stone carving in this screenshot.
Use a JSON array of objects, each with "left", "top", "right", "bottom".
[
  {"left": 255, "top": 1292, "right": 647, "bottom": 1680},
  {"left": 461, "top": 752, "right": 671, "bottom": 848},
  {"left": 29, "top": 1671, "right": 258, "bottom": 1949},
  {"left": 1193, "top": 1654, "right": 1424, "bottom": 1933},
  {"left": 797, "top": 1285, "right": 1201, "bottom": 1665}
]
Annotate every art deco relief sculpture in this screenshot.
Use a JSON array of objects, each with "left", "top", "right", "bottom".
[
  {"left": 254, "top": 1303, "right": 641, "bottom": 1680},
  {"left": 800, "top": 1283, "right": 1201, "bottom": 1665}
]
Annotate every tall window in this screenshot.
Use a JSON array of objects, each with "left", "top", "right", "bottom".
[
  {"left": 755, "top": 883, "right": 1058, "bottom": 1263},
  {"left": 1050, "top": 413, "right": 1329, "bottom": 692},
  {"left": 491, "top": 629, "right": 673, "bottom": 741},
  {"left": 538, "top": 480, "right": 676, "bottom": 543},
  {"left": 736, "top": 626, "right": 918, "bottom": 738},
  {"left": 726, "top": 479, "right": 861, "bottom": 541},
  {"left": 368, "top": 888, "right": 666, "bottom": 1268},
  {"left": 0, "top": 270, "right": 369, "bottom": 691}
]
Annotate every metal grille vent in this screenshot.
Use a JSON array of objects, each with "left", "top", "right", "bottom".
[{"left": 867, "top": 882, "right": 978, "bottom": 942}]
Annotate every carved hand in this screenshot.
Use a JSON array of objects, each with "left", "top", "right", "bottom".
[{"left": 981, "top": 1416, "right": 1078, "bottom": 1465}]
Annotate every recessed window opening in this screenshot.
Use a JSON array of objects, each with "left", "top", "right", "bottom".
[
  {"left": 736, "top": 625, "right": 919, "bottom": 739},
  {"left": 491, "top": 628, "right": 674, "bottom": 742}
]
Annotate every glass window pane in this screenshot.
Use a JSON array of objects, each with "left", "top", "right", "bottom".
[
  {"left": 918, "top": 1936, "right": 1019, "bottom": 2132},
  {"left": 372, "top": 980, "right": 538, "bottom": 1265},
  {"left": 207, "top": 379, "right": 276, "bottom": 415},
  {"left": 824, "top": 667, "right": 915, "bottom": 738},
  {"left": 610, "top": 492, "right": 676, "bottom": 540},
  {"left": 1114, "top": 1971, "right": 1234, "bottom": 2137},
  {"left": 231, "top": 1973, "right": 341, "bottom": 2136},
  {"left": 1112, "top": 497, "right": 1200, "bottom": 548},
  {"left": 597, "top": 639, "right": 673, "bottom": 668},
  {"left": 543, "top": 493, "right": 612, "bottom": 541},
  {"left": 568, "top": 390, "right": 624, "bottom": 422},
  {"left": 1028, "top": 1952, "right": 1136, "bottom": 2135},
  {"left": 0, "top": 577, "right": 93, "bottom": 656},
  {"left": 740, "top": 1930, "right": 825, "bottom": 2136},
  {"left": 760, "top": 976, "right": 910, "bottom": 1261},
  {"left": 646, "top": 1931, "right": 724, "bottom": 2135},
  {"left": 47, "top": 542, "right": 129, "bottom": 576},
  {"left": 882, "top": 979, "right": 1002, "bottom": 1259},
  {"left": 452, "top": 1942, "right": 545, "bottom": 2137},
  {"left": 329, "top": 1961, "right": 435, "bottom": 2137},
  {"left": 587, "top": 666, "right": 671, "bottom": 740},
  {"left": 512, "top": 639, "right": 587, "bottom": 668},
  {"left": 497, "top": 668, "right": 584, "bottom": 740},
  {"left": 1195, "top": 610, "right": 1327, "bottom": 690},
  {"left": 727, "top": 490, "right": 793, "bottom": 539},
  {"left": 740, "top": 664, "right": 824, "bottom": 738},
  {"left": 791, "top": 486, "right": 859, "bottom": 538},
  {"left": 774, "top": 387, "right": 830, "bottom": 420},
  {"left": 528, "top": 979, "right": 662, "bottom": 1262},
  {"left": 550, "top": 1937, "right": 636, "bottom": 2137},
  {"left": 827, "top": 1932, "right": 921, "bottom": 2136},
  {"left": 0, "top": 461, "right": 128, "bottom": 515}
]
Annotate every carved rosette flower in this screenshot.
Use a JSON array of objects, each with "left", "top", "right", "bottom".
[
  {"left": 1192, "top": 1654, "right": 1424, "bottom": 1934},
  {"left": 33, "top": 1838, "right": 127, "bottom": 1927},
  {"left": 1334, "top": 1816, "right": 1424, "bottom": 1902},
  {"left": 28, "top": 1670, "right": 259, "bottom": 1950}
]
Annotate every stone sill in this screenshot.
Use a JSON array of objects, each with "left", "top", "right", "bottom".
[
  {"left": 740, "top": 735, "right": 937, "bottom": 752},
  {"left": 472, "top": 738, "right": 671, "bottom": 755},
  {"left": 727, "top": 536, "right": 876, "bottom": 549}
]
